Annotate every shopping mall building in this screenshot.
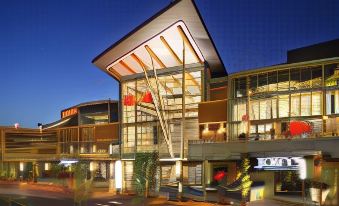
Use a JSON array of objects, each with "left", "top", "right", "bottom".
[
  {"left": 1, "top": 0, "right": 338, "bottom": 205},
  {"left": 91, "top": 0, "right": 339, "bottom": 204}
]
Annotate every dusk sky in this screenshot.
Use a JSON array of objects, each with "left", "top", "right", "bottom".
[{"left": 1, "top": 0, "right": 339, "bottom": 128}]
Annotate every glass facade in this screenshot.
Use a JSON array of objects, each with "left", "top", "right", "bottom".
[
  {"left": 229, "top": 62, "right": 339, "bottom": 140},
  {"left": 121, "top": 66, "right": 204, "bottom": 158}
]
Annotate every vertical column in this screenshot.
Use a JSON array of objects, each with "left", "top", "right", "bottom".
[
  {"left": 109, "top": 161, "right": 116, "bottom": 193},
  {"left": 322, "top": 64, "right": 327, "bottom": 135},
  {"left": 246, "top": 76, "right": 250, "bottom": 139},
  {"left": 178, "top": 38, "right": 186, "bottom": 199},
  {"left": 202, "top": 160, "right": 208, "bottom": 201}
]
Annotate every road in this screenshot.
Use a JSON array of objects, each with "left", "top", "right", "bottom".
[{"left": 0, "top": 183, "right": 305, "bottom": 206}]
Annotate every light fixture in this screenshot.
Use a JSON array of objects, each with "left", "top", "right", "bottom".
[
  {"left": 19, "top": 162, "right": 24, "bottom": 172},
  {"left": 115, "top": 160, "right": 122, "bottom": 189},
  {"left": 322, "top": 115, "right": 328, "bottom": 120},
  {"left": 175, "top": 161, "right": 181, "bottom": 178},
  {"left": 109, "top": 144, "right": 113, "bottom": 155},
  {"left": 202, "top": 124, "right": 209, "bottom": 134},
  {"left": 69, "top": 145, "right": 74, "bottom": 154},
  {"left": 89, "top": 161, "right": 95, "bottom": 171},
  {"left": 217, "top": 122, "right": 225, "bottom": 134},
  {"left": 92, "top": 144, "right": 97, "bottom": 153},
  {"left": 44, "top": 163, "right": 50, "bottom": 171}
]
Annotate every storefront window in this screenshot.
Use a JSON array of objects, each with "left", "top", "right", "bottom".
[
  {"left": 311, "top": 66, "right": 322, "bottom": 88},
  {"left": 291, "top": 94, "right": 300, "bottom": 117},
  {"left": 268, "top": 71, "right": 278, "bottom": 91},
  {"left": 250, "top": 100, "right": 259, "bottom": 120},
  {"left": 326, "top": 90, "right": 339, "bottom": 114},
  {"left": 259, "top": 99, "right": 271, "bottom": 119},
  {"left": 290, "top": 68, "right": 300, "bottom": 90},
  {"left": 278, "top": 69, "right": 289, "bottom": 91},
  {"left": 258, "top": 73, "right": 268, "bottom": 93},
  {"left": 278, "top": 95, "right": 289, "bottom": 117},
  {"left": 249, "top": 75, "right": 257, "bottom": 94},
  {"left": 301, "top": 93, "right": 311, "bottom": 116},
  {"left": 312, "top": 92, "right": 322, "bottom": 115},
  {"left": 234, "top": 77, "right": 247, "bottom": 97},
  {"left": 324, "top": 64, "right": 339, "bottom": 87},
  {"left": 300, "top": 68, "right": 312, "bottom": 89}
]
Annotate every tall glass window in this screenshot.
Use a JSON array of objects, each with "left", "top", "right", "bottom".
[
  {"left": 300, "top": 68, "right": 312, "bottom": 89},
  {"left": 301, "top": 93, "right": 311, "bottom": 116},
  {"left": 250, "top": 100, "right": 259, "bottom": 120},
  {"left": 291, "top": 93, "right": 300, "bottom": 117},
  {"left": 278, "top": 95, "right": 289, "bottom": 117},
  {"left": 278, "top": 70, "right": 289, "bottom": 91},
  {"left": 311, "top": 66, "right": 322, "bottom": 88},
  {"left": 234, "top": 77, "right": 247, "bottom": 98},
  {"left": 312, "top": 92, "right": 322, "bottom": 115},
  {"left": 268, "top": 71, "right": 277, "bottom": 91}
]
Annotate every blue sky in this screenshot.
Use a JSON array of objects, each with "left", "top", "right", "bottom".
[{"left": 0, "top": 0, "right": 339, "bottom": 127}]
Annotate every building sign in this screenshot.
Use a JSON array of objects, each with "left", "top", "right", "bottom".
[
  {"left": 61, "top": 107, "right": 78, "bottom": 118},
  {"left": 254, "top": 157, "right": 303, "bottom": 170}
]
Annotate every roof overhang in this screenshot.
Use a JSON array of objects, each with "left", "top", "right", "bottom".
[{"left": 92, "top": 0, "right": 227, "bottom": 81}]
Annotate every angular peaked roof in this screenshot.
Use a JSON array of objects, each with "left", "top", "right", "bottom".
[{"left": 92, "top": 0, "right": 227, "bottom": 80}]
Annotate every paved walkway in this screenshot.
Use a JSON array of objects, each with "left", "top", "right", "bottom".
[{"left": 0, "top": 182, "right": 310, "bottom": 206}]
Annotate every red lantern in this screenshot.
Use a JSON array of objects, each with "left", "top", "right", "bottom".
[
  {"left": 213, "top": 171, "right": 226, "bottom": 181},
  {"left": 141, "top": 91, "right": 153, "bottom": 103},
  {"left": 123, "top": 94, "right": 135, "bottom": 106},
  {"left": 289, "top": 121, "right": 312, "bottom": 136},
  {"left": 242, "top": 114, "right": 249, "bottom": 121}
]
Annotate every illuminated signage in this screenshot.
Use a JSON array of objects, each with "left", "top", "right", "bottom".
[
  {"left": 254, "top": 157, "right": 302, "bottom": 170},
  {"left": 61, "top": 107, "right": 78, "bottom": 118}
]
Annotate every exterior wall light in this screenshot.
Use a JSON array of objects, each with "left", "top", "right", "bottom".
[
  {"left": 109, "top": 144, "right": 113, "bottom": 155},
  {"left": 202, "top": 124, "right": 209, "bottom": 134},
  {"left": 19, "top": 162, "right": 24, "bottom": 172},
  {"left": 217, "top": 122, "right": 226, "bottom": 134},
  {"left": 175, "top": 160, "right": 181, "bottom": 178},
  {"left": 44, "top": 163, "right": 50, "bottom": 171},
  {"left": 69, "top": 145, "right": 74, "bottom": 154},
  {"left": 92, "top": 144, "right": 97, "bottom": 153},
  {"left": 89, "top": 161, "right": 95, "bottom": 171}
]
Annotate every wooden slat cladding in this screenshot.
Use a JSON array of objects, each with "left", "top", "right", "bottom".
[
  {"left": 94, "top": 123, "right": 119, "bottom": 141},
  {"left": 198, "top": 100, "right": 227, "bottom": 123},
  {"left": 210, "top": 86, "right": 227, "bottom": 101}
]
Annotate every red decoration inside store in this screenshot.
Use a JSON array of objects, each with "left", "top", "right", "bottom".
[
  {"left": 141, "top": 91, "right": 153, "bottom": 103},
  {"left": 213, "top": 171, "right": 226, "bottom": 181},
  {"left": 289, "top": 121, "right": 312, "bottom": 136},
  {"left": 123, "top": 94, "right": 136, "bottom": 106}
]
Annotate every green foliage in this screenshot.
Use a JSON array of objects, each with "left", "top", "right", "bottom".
[
  {"left": 134, "top": 152, "right": 159, "bottom": 196},
  {"left": 50, "top": 163, "right": 63, "bottom": 178},
  {"left": 240, "top": 158, "right": 252, "bottom": 201},
  {"left": 73, "top": 162, "right": 92, "bottom": 206}
]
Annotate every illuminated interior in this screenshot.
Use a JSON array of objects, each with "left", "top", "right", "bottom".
[
  {"left": 122, "top": 69, "right": 202, "bottom": 158},
  {"left": 230, "top": 62, "right": 339, "bottom": 140}
]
